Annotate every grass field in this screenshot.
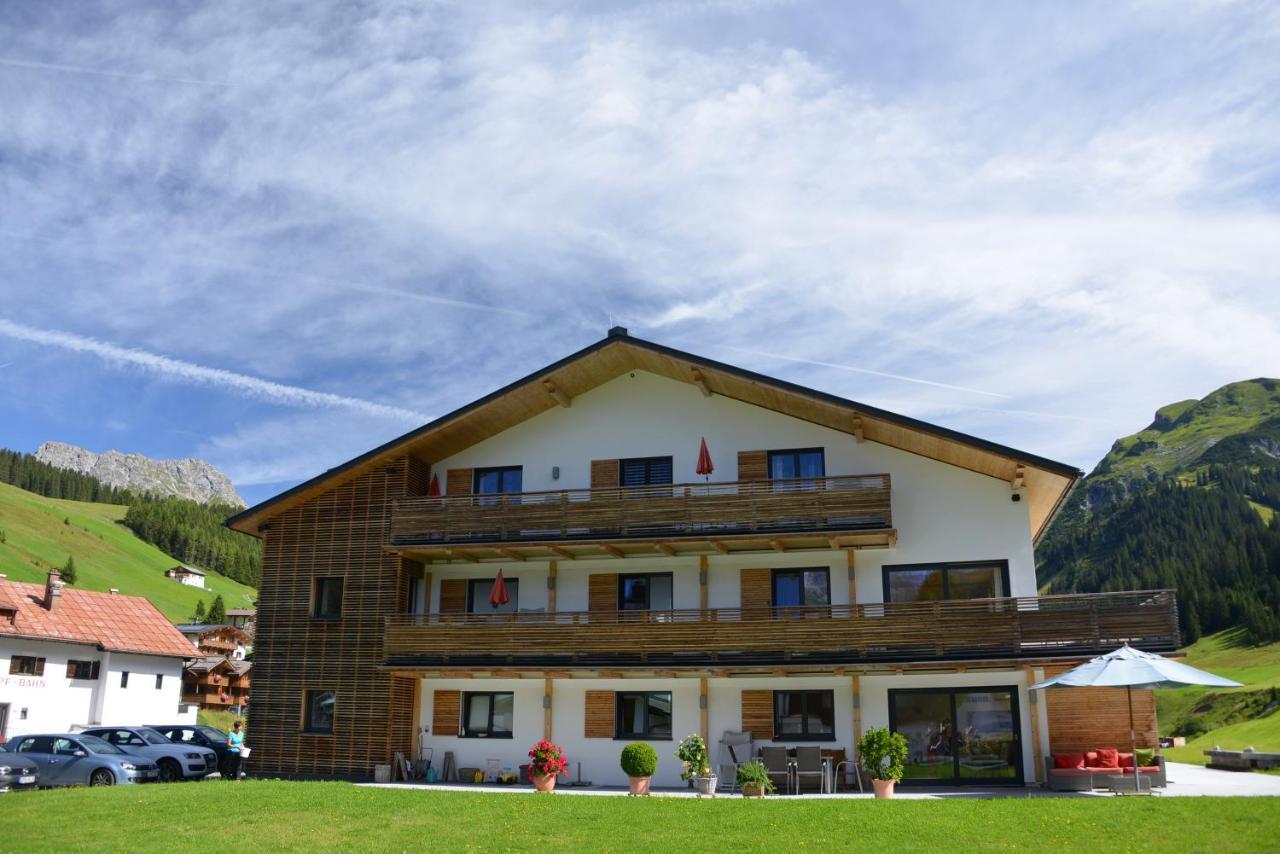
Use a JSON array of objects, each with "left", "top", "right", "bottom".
[
  {"left": 0, "top": 481, "right": 256, "bottom": 622},
  {"left": 0, "top": 782, "right": 1276, "bottom": 852},
  {"left": 1158, "top": 629, "right": 1280, "bottom": 766}
]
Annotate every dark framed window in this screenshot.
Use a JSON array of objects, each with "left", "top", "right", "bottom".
[
  {"left": 120, "top": 671, "right": 129, "bottom": 688},
  {"left": 773, "top": 690, "right": 835, "bottom": 741},
  {"left": 474, "top": 466, "right": 523, "bottom": 503},
  {"left": 313, "top": 577, "right": 344, "bottom": 619},
  {"left": 768, "top": 448, "right": 825, "bottom": 480},
  {"left": 772, "top": 568, "right": 830, "bottom": 608},
  {"left": 616, "top": 691, "right": 673, "bottom": 739},
  {"left": 620, "top": 456, "right": 673, "bottom": 490},
  {"left": 883, "top": 561, "right": 1010, "bottom": 603},
  {"left": 67, "top": 659, "right": 100, "bottom": 680},
  {"left": 888, "top": 686, "right": 1023, "bottom": 785},
  {"left": 155, "top": 673, "right": 164, "bottom": 690},
  {"left": 9, "top": 656, "right": 45, "bottom": 676},
  {"left": 303, "top": 689, "right": 336, "bottom": 734},
  {"left": 462, "top": 692, "right": 514, "bottom": 738},
  {"left": 619, "top": 573, "right": 674, "bottom": 611},
  {"left": 467, "top": 578, "right": 519, "bottom": 614}
]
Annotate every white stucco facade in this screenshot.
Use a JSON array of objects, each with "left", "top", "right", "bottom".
[{"left": 0, "top": 638, "right": 194, "bottom": 741}]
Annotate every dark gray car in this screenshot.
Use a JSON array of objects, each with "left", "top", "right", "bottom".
[
  {"left": 81, "top": 726, "right": 217, "bottom": 782},
  {"left": 2, "top": 733, "right": 159, "bottom": 786},
  {"left": 0, "top": 752, "right": 40, "bottom": 792},
  {"left": 148, "top": 723, "right": 235, "bottom": 777}
]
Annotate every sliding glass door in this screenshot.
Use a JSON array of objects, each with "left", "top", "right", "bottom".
[{"left": 888, "top": 687, "right": 1022, "bottom": 785}]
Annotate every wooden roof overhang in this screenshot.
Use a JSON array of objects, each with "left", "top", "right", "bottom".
[{"left": 228, "top": 329, "right": 1081, "bottom": 541}]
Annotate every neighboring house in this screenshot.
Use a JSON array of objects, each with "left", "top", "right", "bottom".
[
  {"left": 182, "top": 656, "right": 251, "bottom": 714},
  {"left": 0, "top": 570, "right": 198, "bottom": 743},
  {"left": 165, "top": 564, "right": 206, "bottom": 589},
  {"left": 226, "top": 609, "right": 256, "bottom": 632},
  {"left": 176, "top": 625, "right": 251, "bottom": 661},
  {"left": 228, "top": 329, "right": 1179, "bottom": 786}
]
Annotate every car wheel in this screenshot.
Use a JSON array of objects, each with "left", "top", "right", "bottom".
[
  {"left": 89, "top": 768, "right": 115, "bottom": 787},
  {"left": 158, "top": 758, "right": 181, "bottom": 783}
]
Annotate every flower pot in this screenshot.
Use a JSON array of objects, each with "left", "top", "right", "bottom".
[
  {"left": 741, "top": 783, "right": 766, "bottom": 798},
  {"left": 872, "top": 778, "right": 896, "bottom": 799},
  {"left": 628, "top": 776, "right": 651, "bottom": 796},
  {"left": 533, "top": 773, "right": 557, "bottom": 793},
  {"left": 692, "top": 775, "right": 717, "bottom": 797}
]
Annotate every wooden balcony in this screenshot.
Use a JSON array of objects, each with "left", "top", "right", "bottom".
[
  {"left": 388, "top": 474, "right": 894, "bottom": 561},
  {"left": 383, "top": 589, "right": 1179, "bottom": 670}
]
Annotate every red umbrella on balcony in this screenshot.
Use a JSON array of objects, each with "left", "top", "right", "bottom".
[
  {"left": 427, "top": 473, "right": 441, "bottom": 496},
  {"left": 696, "top": 437, "right": 714, "bottom": 481},
  {"left": 488, "top": 569, "right": 511, "bottom": 609}
]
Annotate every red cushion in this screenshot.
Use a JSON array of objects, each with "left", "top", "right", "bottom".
[
  {"left": 1084, "top": 751, "right": 1099, "bottom": 766},
  {"left": 1094, "top": 748, "right": 1120, "bottom": 768},
  {"left": 1119, "top": 752, "right": 1135, "bottom": 768},
  {"left": 1053, "top": 753, "right": 1086, "bottom": 770}
]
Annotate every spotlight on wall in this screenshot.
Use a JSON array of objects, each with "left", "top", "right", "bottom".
[{"left": 552, "top": 466, "right": 560, "bottom": 480}]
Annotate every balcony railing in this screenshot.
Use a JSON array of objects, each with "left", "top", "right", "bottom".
[
  {"left": 388, "top": 474, "right": 892, "bottom": 548},
  {"left": 383, "top": 589, "right": 1179, "bottom": 669}
]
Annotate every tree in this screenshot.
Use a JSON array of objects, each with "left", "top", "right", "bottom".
[
  {"left": 61, "top": 555, "right": 78, "bottom": 585},
  {"left": 192, "top": 599, "right": 207, "bottom": 623},
  {"left": 207, "top": 594, "right": 226, "bottom": 624}
]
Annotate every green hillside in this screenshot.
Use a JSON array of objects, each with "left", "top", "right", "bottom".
[
  {"left": 0, "top": 480, "right": 255, "bottom": 622},
  {"left": 1157, "top": 629, "right": 1280, "bottom": 767}
]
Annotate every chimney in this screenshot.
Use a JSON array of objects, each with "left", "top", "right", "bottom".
[{"left": 44, "top": 569, "right": 63, "bottom": 610}]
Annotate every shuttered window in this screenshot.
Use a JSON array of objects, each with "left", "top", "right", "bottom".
[
  {"left": 446, "top": 468, "right": 473, "bottom": 496},
  {"left": 619, "top": 457, "right": 673, "bottom": 488},
  {"left": 9, "top": 656, "right": 45, "bottom": 677},
  {"left": 741, "top": 689, "right": 774, "bottom": 740},
  {"left": 433, "top": 690, "right": 461, "bottom": 736},
  {"left": 740, "top": 568, "right": 771, "bottom": 612},
  {"left": 590, "top": 459, "right": 620, "bottom": 489},
  {"left": 439, "top": 579, "right": 467, "bottom": 614},
  {"left": 737, "top": 450, "right": 767, "bottom": 481},
  {"left": 588, "top": 574, "right": 620, "bottom": 614},
  {"left": 584, "top": 690, "right": 614, "bottom": 738}
]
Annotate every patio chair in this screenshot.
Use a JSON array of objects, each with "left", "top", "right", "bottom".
[
  {"left": 760, "top": 746, "right": 793, "bottom": 795},
  {"left": 716, "top": 731, "right": 754, "bottom": 794},
  {"left": 793, "top": 746, "right": 825, "bottom": 794}
]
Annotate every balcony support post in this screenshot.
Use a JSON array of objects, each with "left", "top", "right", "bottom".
[
  {"left": 543, "top": 678, "right": 554, "bottom": 741},
  {"left": 699, "top": 555, "right": 709, "bottom": 612},
  {"left": 547, "top": 561, "right": 558, "bottom": 614},
  {"left": 846, "top": 549, "right": 856, "bottom": 607},
  {"left": 850, "top": 674, "right": 862, "bottom": 782},
  {"left": 699, "top": 677, "right": 709, "bottom": 746}
]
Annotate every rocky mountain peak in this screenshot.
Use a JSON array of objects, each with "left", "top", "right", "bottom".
[{"left": 34, "top": 441, "right": 245, "bottom": 507}]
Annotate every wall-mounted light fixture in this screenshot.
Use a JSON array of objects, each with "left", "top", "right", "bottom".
[{"left": 552, "top": 466, "right": 560, "bottom": 480}]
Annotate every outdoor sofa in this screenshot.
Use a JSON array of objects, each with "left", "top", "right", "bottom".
[{"left": 1044, "top": 749, "right": 1166, "bottom": 791}]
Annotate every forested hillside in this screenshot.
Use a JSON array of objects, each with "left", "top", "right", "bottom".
[
  {"left": 0, "top": 447, "right": 260, "bottom": 587},
  {"left": 1039, "top": 379, "right": 1280, "bottom": 644}
]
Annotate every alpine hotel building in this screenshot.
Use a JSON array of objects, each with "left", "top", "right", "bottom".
[{"left": 229, "top": 329, "right": 1179, "bottom": 788}]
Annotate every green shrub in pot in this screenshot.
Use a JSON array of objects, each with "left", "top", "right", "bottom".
[
  {"left": 620, "top": 742, "right": 659, "bottom": 778},
  {"left": 735, "top": 760, "right": 776, "bottom": 797}
]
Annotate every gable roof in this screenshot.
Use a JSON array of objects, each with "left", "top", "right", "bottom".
[
  {"left": 227, "top": 329, "right": 1082, "bottom": 542},
  {"left": 0, "top": 580, "right": 197, "bottom": 659}
]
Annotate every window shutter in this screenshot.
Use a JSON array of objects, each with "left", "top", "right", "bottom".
[
  {"left": 439, "top": 579, "right": 467, "bottom": 614},
  {"left": 584, "top": 690, "right": 615, "bottom": 738},
  {"left": 432, "top": 690, "right": 461, "bottom": 736},
  {"left": 737, "top": 450, "right": 767, "bottom": 481},
  {"left": 34, "top": 657, "right": 46, "bottom": 677},
  {"left": 740, "top": 568, "right": 772, "bottom": 614},
  {"left": 588, "top": 573, "right": 619, "bottom": 614},
  {"left": 591, "top": 459, "right": 619, "bottom": 489},
  {"left": 742, "top": 690, "right": 774, "bottom": 740},
  {"left": 446, "top": 468, "right": 473, "bottom": 496}
]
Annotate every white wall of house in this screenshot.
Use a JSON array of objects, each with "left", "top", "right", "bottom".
[
  {"left": 429, "top": 370, "right": 1037, "bottom": 601},
  {"left": 0, "top": 639, "right": 192, "bottom": 741}
]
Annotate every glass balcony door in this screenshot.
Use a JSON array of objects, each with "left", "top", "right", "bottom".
[{"left": 888, "top": 687, "right": 1022, "bottom": 785}]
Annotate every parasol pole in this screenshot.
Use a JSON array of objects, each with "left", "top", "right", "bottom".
[{"left": 1127, "top": 684, "right": 1141, "bottom": 792}]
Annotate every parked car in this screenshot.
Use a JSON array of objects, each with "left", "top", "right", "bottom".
[
  {"left": 80, "top": 726, "right": 217, "bottom": 782},
  {"left": 148, "top": 723, "right": 236, "bottom": 777},
  {"left": 0, "top": 753, "right": 40, "bottom": 792},
  {"left": 2, "top": 733, "right": 158, "bottom": 786}
]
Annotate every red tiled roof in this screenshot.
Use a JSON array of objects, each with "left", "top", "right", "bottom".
[{"left": 0, "top": 580, "right": 197, "bottom": 658}]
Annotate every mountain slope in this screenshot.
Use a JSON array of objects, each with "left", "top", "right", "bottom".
[
  {"left": 1038, "top": 378, "right": 1280, "bottom": 644},
  {"left": 0, "top": 480, "right": 255, "bottom": 622},
  {"left": 35, "top": 441, "right": 245, "bottom": 507}
]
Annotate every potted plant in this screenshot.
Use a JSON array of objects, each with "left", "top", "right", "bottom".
[
  {"left": 858, "top": 727, "right": 908, "bottom": 799},
  {"left": 527, "top": 740, "right": 567, "bottom": 793},
  {"left": 735, "top": 760, "right": 776, "bottom": 798},
  {"left": 620, "top": 742, "right": 659, "bottom": 796},
  {"left": 675, "top": 733, "right": 716, "bottom": 796}
]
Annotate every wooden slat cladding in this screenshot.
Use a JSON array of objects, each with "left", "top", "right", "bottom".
[
  {"left": 439, "top": 579, "right": 467, "bottom": 614},
  {"left": 389, "top": 474, "right": 892, "bottom": 548},
  {"left": 742, "top": 690, "right": 774, "bottom": 740},
  {"left": 737, "top": 450, "right": 768, "bottom": 481},
  {"left": 247, "top": 455, "right": 418, "bottom": 779},
  {"left": 740, "top": 568, "right": 772, "bottom": 613},
  {"left": 590, "top": 459, "right": 619, "bottom": 489},
  {"left": 383, "top": 591, "right": 1181, "bottom": 667},
  {"left": 1045, "top": 664, "right": 1159, "bottom": 753},
  {"left": 588, "top": 574, "right": 619, "bottom": 615},
  {"left": 585, "top": 690, "right": 615, "bottom": 738},
  {"left": 405, "top": 457, "right": 430, "bottom": 497},
  {"left": 432, "top": 690, "right": 461, "bottom": 737},
  {"left": 446, "top": 468, "right": 473, "bottom": 496}
]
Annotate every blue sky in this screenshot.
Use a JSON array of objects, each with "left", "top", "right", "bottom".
[{"left": 2, "top": 1, "right": 1279, "bottom": 507}]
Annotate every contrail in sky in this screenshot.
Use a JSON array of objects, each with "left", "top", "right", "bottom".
[
  {"left": 0, "top": 318, "right": 428, "bottom": 423},
  {"left": 0, "top": 57, "right": 225, "bottom": 86}
]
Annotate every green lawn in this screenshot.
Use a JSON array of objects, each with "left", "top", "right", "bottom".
[
  {"left": 1158, "top": 629, "right": 1280, "bottom": 766},
  {"left": 0, "top": 480, "right": 256, "bottom": 622},
  {"left": 0, "top": 783, "right": 1276, "bottom": 852}
]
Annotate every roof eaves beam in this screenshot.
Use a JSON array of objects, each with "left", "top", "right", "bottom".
[
  {"left": 851, "top": 416, "right": 865, "bottom": 443},
  {"left": 690, "top": 367, "right": 712, "bottom": 397},
  {"left": 543, "top": 380, "right": 571, "bottom": 408}
]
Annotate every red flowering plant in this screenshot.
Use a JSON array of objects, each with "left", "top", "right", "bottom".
[{"left": 527, "top": 740, "right": 568, "bottom": 778}]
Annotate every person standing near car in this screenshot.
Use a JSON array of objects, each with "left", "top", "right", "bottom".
[{"left": 226, "top": 721, "right": 246, "bottom": 781}]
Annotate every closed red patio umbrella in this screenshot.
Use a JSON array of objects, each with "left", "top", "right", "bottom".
[
  {"left": 427, "top": 473, "right": 441, "bottom": 496},
  {"left": 696, "top": 437, "right": 714, "bottom": 480},
  {"left": 489, "top": 569, "right": 510, "bottom": 609}
]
